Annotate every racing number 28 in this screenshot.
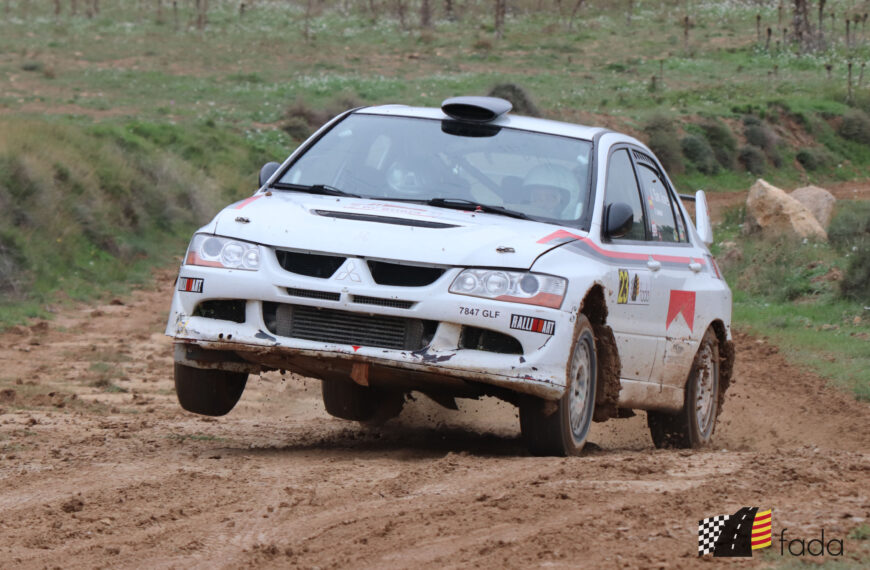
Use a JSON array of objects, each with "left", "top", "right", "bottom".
[{"left": 617, "top": 269, "right": 629, "bottom": 304}]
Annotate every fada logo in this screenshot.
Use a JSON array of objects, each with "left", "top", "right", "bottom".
[{"left": 698, "top": 507, "right": 772, "bottom": 557}]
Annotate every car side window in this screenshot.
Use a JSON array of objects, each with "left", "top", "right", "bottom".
[
  {"left": 635, "top": 162, "right": 686, "bottom": 243},
  {"left": 604, "top": 148, "right": 646, "bottom": 240}
]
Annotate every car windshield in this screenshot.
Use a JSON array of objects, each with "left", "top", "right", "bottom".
[{"left": 276, "top": 114, "right": 593, "bottom": 223}]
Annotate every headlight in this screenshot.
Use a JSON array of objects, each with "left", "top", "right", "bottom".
[
  {"left": 449, "top": 269, "right": 566, "bottom": 308},
  {"left": 185, "top": 234, "right": 260, "bottom": 271}
]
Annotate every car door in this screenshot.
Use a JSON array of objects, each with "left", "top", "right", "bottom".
[
  {"left": 629, "top": 150, "right": 706, "bottom": 389},
  {"left": 599, "top": 147, "right": 660, "bottom": 382}
]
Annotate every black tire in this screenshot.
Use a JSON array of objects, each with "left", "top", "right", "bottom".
[
  {"left": 520, "top": 315, "right": 597, "bottom": 456},
  {"left": 648, "top": 328, "right": 720, "bottom": 449},
  {"left": 174, "top": 363, "right": 247, "bottom": 416},
  {"left": 321, "top": 379, "right": 404, "bottom": 425}
]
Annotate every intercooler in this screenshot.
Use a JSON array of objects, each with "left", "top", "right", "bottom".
[{"left": 262, "top": 302, "right": 435, "bottom": 351}]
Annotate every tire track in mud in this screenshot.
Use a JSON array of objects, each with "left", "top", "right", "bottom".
[{"left": 0, "top": 268, "right": 868, "bottom": 568}]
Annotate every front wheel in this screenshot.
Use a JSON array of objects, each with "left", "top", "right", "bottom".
[
  {"left": 520, "top": 315, "right": 597, "bottom": 456},
  {"left": 648, "top": 327, "right": 720, "bottom": 449},
  {"left": 174, "top": 363, "right": 247, "bottom": 416}
]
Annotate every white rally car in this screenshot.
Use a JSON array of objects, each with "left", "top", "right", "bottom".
[{"left": 166, "top": 97, "right": 734, "bottom": 456}]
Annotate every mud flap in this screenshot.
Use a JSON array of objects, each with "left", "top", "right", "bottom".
[
  {"left": 592, "top": 323, "right": 622, "bottom": 422},
  {"left": 716, "top": 337, "right": 735, "bottom": 418}
]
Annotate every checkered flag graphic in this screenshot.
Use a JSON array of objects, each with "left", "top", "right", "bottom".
[{"left": 698, "top": 515, "right": 730, "bottom": 556}]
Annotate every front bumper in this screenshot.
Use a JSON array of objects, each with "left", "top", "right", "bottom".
[{"left": 165, "top": 251, "right": 577, "bottom": 401}]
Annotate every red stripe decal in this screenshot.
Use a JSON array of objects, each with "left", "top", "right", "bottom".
[
  {"left": 578, "top": 237, "right": 648, "bottom": 260},
  {"left": 537, "top": 230, "right": 584, "bottom": 244},
  {"left": 754, "top": 513, "right": 771, "bottom": 523},
  {"left": 751, "top": 538, "right": 771, "bottom": 546},
  {"left": 575, "top": 237, "right": 696, "bottom": 264},
  {"left": 234, "top": 195, "right": 263, "bottom": 210},
  {"left": 538, "top": 232, "right": 696, "bottom": 264}
]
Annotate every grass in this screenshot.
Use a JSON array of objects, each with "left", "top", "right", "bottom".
[
  {"left": 732, "top": 297, "right": 870, "bottom": 400},
  {"left": 716, "top": 202, "right": 870, "bottom": 400},
  {"left": 87, "top": 362, "right": 129, "bottom": 393},
  {"left": 0, "top": 0, "right": 869, "bottom": 400},
  {"left": 0, "top": 117, "right": 284, "bottom": 326}
]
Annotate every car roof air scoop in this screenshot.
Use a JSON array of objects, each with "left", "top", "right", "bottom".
[{"left": 441, "top": 96, "right": 512, "bottom": 123}]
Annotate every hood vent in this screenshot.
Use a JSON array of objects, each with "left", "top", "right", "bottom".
[{"left": 314, "top": 210, "right": 459, "bottom": 229}]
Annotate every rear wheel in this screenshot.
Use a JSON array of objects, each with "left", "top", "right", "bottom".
[
  {"left": 520, "top": 315, "right": 597, "bottom": 456},
  {"left": 321, "top": 379, "right": 404, "bottom": 425},
  {"left": 648, "top": 328, "right": 720, "bottom": 449},
  {"left": 174, "top": 363, "right": 247, "bottom": 416}
]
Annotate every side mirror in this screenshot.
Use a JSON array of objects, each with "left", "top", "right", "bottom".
[
  {"left": 694, "top": 190, "right": 713, "bottom": 246},
  {"left": 258, "top": 162, "right": 281, "bottom": 188},
  {"left": 604, "top": 202, "right": 634, "bottom": 239}
]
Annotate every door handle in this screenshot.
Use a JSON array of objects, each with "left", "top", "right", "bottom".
[
  {"left": 647, "top": 258, "right": 662, "bottom": 271},
  {"left": 689, "top": 261, "right": 703, "bottom": 273}
]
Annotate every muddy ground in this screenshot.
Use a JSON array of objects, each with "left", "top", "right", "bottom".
[{"left": 1, "top": 220, "right": 869, "bottom": 568}]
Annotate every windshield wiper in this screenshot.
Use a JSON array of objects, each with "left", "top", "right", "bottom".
[
  {"left": 271, "top": 182, "right": 362, "bottom": 198},
  {"left": 424, "top": 198, "right": 529, "bottom": 220}
]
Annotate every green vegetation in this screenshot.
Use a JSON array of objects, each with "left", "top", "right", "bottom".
[
  {"left": 0, "top": 117, "right": 286, "bottom": 323},
  {"left": 0, "top": 1, "right": 868, "bottom": 400},
  {"left": 715, "top": 202, "right": 870, "bottom": 400}
]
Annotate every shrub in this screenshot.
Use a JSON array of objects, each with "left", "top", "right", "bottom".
[
  {"left": 281, "top": 116, "right": 310, "bottom": 141},
  {"left": 643, "top": 115, "right": 683, "bottom": 173},
  {"left": 738, "top": 144, "right": 766, "bottom": 174},
  {"left": 729, "top": 238, "right": 832, "bottom": 302},
  {"left": 796, "top": 147, "right": 833, "bottom": 171},
  {"left": 680, "top": 135, "right": 718, "bottom": 174},
  {"left": 700, "top": 120, "right": 737, "bottom": 169},
  {"left": 744, "top": 123, "right": 777, "bottom": 151},
  {"left": 767, "top": 148, "right": 783, "bottom": 168},
  {"left": 488, "top": 83, "right": 540, "bottom": 117},
  {"left": 828, "top": 201, "right": 870, "bottom": 248},
  {"left": 841, "top": 247, "right": 870, "bottom": 302},
  {"left": 742, "top": 114, "right": 762, "bottom": 127},
  {"left": 281, "top": 94, "right": 363, "bottom": 141},
  {"left": 838, "top": 109, "right": 870, "bottom": 145}
]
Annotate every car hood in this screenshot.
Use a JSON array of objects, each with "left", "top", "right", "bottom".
[{"left": 212, "top": 192, "right": 583, "bottom": 269}]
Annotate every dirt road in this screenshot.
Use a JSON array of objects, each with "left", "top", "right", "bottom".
[{"left": 1, "top": 271, "right": 868, "bottom": 568}]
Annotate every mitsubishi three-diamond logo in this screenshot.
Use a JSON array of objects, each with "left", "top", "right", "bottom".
[{"left": 334, "top": 261, "right": 362, "bottom": 282}]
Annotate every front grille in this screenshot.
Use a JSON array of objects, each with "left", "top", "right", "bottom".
[
  {"left": 276, "top": 250, "right": 346, "bottom": 278},
  {"left": 287, "top": 287, "right": 341, "bottom": 301},
  {"left": 193, "top": 300, "right": 246, "bottom": 323},
  {"left": 263, "top": 302, "right": 436, "bottom": 350},
  {"left": 367, "top": 260, "right": 445, "bottom": 287},
  {"left": 351, "top": 295, "right": 415, "bottom": 309},
  {"left": 460, "top": 326, "right": 523, "bottom": 354}
]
